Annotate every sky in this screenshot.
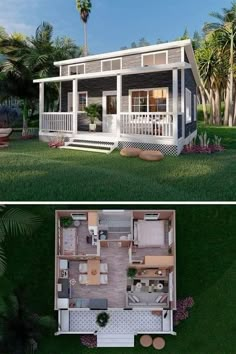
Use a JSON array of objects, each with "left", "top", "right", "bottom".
[{"left": 0, "top": 0, "right": 233, "bottom": 54}]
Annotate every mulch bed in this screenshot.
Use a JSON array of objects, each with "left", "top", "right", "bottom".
[{"left": 182, "top": 145, "right": 224, "bottom": 154}]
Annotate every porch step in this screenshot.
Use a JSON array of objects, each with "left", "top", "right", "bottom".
[
  {"left": 60, "top": 138, "right": 117, "bottom": 154},
  {"left": 97, "top": 334, "right": 135, "bottom": 348}
]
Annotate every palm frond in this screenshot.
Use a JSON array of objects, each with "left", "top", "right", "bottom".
[
  {"left": 0, "top": 246, "right": 6, "bottom": 276},
  {"left": 0, "top": 295, "right": 7, "bottom": 316},
  {"left": 1, "top": 208, "right": 41, "bottom": 237}
]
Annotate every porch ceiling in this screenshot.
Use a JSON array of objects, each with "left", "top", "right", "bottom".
[{"left": 33, "top": 62, "right": 191, "bottom": 84}]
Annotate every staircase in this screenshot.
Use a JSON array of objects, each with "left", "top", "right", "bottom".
[
  {"left": 60, "top": 137, "right": 118, "bottom": 154},
  {"left": 97, "top": 334, "right": 135, "bottom": 347}
]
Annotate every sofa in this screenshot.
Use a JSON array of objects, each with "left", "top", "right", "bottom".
[{"left": 126, "top": 291, "right": 169, "bottom": 308}]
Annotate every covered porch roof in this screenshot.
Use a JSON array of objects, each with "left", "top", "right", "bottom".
[{"left": 33, "top": 62, "right": 192, "bottom": 84}]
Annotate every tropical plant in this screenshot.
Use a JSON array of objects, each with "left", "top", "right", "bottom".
[
  {"left": 60, "top": 216, "right": 73, "bottom": 228},
  {"left": 84, "top": 103, "right": 102, "bottom": 124},
  {"left": 173, "top": 297, "right": 194, "bottom": 326},
  {"left": 0, "top": 287, "right": 55, "bottom": 354},
  {"left": 0, "top": 207, "right": 41, "bottom": 276},
  {"left": 127, "top": 267, "right": 137, "bottom": 278},
  {"left": 0, "top": 23, "right": 82, "bottom": 134},
  {"left": 96, "top": 312, "right": 110, "bottom": 328},
  {"left": 198, "top": 131, "right": 210, "bottom": 148},
  {"left": 76, "top": 0, "right": 92, "bottom": 56},
  {"left": 203, "top": 2, "right": 236, "bottom": 126}
]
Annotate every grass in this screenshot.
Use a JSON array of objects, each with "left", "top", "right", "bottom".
[
  {"left": 1, "top": 123, "right": 236, "bottom": 201},
  {"left": 2, "top": 205, "right": 236, "bottom": 354}
]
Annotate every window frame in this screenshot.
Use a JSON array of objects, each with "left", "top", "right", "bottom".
[
  {"left": 141, "top": 51, "right": 168, "bottom": 67},
  {"left": 186, "top": 88, "right": 192, "bottom": 123},
  {"left": 68, "top": 63, "right": 86, "bottom": 76},
  {"left": 101, "top": 58, "right": 122, "bottom": 72},
  {"left": 129, "top": 87, "right": 169, "bottom": 113},
  {"left": 67, "top": 91, "right": 88, "bottom": 113},
  {"left": 193, "top": 94, "right": 197, "bottom": 121}
]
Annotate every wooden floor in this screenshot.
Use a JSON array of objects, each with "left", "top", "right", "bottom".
[
  {"left": 69, "top": 243, "right": 129, "bottom": 308},
  {"left": 77, "top": 222, "right": 97, "bottom": 255},
  {"left": 134, "top": 246, "right": 169, "bottom": 259}
]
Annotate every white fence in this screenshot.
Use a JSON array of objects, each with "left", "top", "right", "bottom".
[
  {"left": 120, "top": 113, "right": 174, "bottom": 137},
  {"left": 41, "top": 113, "right": 73, "bottom": 132}
]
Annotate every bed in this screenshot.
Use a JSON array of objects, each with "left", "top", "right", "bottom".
[{"left": 134, "top": 220, "right": 167, "bottom": 248}]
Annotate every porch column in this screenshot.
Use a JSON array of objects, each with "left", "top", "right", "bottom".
[
  {"left": 72, "top": 79, "right": 78, "bottom": 135},
  {"left": 39, "top": 82, "right": 44, "bottom": 132},
  {"left": 172, "top": 68, "right": 178, "bottom": 144},
  {"left": 181, "top": 69, "right": 185, "bottom": 140},
  {"left": 116, "top": 74, "right": 122, "bottom": 138}
]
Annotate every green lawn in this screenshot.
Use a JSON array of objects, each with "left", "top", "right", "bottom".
[
  {"left": 1, "top": 124, "right": 236, "bottom": 201},
  {"left": 2, "top": 205, "right": 236, "bottom": 354}
]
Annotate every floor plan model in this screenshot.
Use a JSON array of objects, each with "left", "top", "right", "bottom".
[{"left": 55, "top": 209, "right": 176, "bottom": 347}]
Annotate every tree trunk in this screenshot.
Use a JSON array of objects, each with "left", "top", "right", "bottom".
[
  {"left": 199, "top": 86, "right": 208, "bottom": 123},
  {"left": 228, "top": 32, "right": 234, "bottom": 127},
  {"left": 83, "top": 22, "right": 88, "bottom": 56},
  {"left": 22, "top": 99, "right": 29, "bottom": 136},
  {"left": 209, "top": 88, "right": 214, "bottom": 125},
  {"left": 233, "top": 94, "right": 236, "bottom": 125},
  {"left": 224, "top": 80, "right": 230, "bottom": 126},
  {"left": 214, "top": 86, "right": 221, "bottom": 125}
]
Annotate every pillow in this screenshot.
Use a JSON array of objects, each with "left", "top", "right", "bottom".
[
  {"left": 155, "top": 296, "right": 163, "bottom": 303},
  {"left": 128, "top": 294, "right": 135, "bottom": 303},
  {"left": 132, "top": 295, "right": 140, "bottom": 303}
]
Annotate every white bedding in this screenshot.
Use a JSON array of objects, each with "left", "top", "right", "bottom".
[{"left": 136, "top": 220, "right": 165, "bottom": 247}]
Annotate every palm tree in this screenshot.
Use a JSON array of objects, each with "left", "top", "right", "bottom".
[
  {"left": 0, "top": 287, "right": 55, "bottom": 354},
  {"left": 203, "top": 2, "right": 236, "bottom": 126},
  {"left": 76, "top": 0, "right": 92, "bottom": 56},
  {"left": 0, "top": 207, "right": 41, "bottom": 276}
]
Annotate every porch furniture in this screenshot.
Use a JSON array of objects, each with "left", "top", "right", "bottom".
[
  {"left": 140, "top": 335, "right": 152, "bottom": 347},
  {"left": 144, "top": 256, "right": 174, "bottom": 267},
  {"left": 100, "top": 263, "right": 108, "bottom": 273},
  {"left": 120, "top": 147, "right": 142, "bottom": 157},
  {"left": 87, "top": 259, "right": 100, "bottom": 285},
  {"left": 79, "top": 262, "right": 88, "bottom": 273},
  {"left": 153, "top": 337, "right": 165, "bottom": 350},
  {"left": 139, "top": 150, "right": 164, "bottom": 161},
  {"left": 0, "top": 128, "right": 13, "bottom": 142},
  {"left": 100, "top": 274, "right": 108, "bottom": 284},
  {"left": 79, "top": 274, "right": 88, "bottom": 285}
]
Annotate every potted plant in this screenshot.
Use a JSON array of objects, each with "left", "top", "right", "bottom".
[
  {"left": 96, "top": 312, "right": 110, "bottom": 328},
  {"left": 127, "top": 268, "right": 137, "bottom": 278},
  {"left": 60, "top": 216, "right": 73, "bottom": 228},
  {"left": 84, "top": 104, "right": 102, "bottom": 132}
]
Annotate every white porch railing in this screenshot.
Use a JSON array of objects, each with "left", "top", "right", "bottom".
[
  {"left": 41, "top": 112, "right": 73, "bottom": 132},
  {"left": 120, "top": 113, "right": 174, "bottom": 137}
]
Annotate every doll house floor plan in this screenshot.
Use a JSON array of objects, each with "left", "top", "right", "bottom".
[{"left": 55, "top": 209, "right": 176, "bottom": 347}]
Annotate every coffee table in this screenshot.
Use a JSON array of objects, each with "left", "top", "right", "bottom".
[
  {"left": 153, "top": 337, "right": 165, "bottom": 350},
  {"left": 140, "top": 335, "right": 152, "bottom": 347}
]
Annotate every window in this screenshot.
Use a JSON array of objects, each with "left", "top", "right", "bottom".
[
  {"left": 142, "top": 51, "right": 167, "bottom": 67},
  {"left": 68, "top": 64, "right": 85, "bottom": 75},
  {"left": 186, "top": 89, "right": 192, "bottom": 123},
  {"left": 130, "top": 88, "right": 168, "bottom": 113},
  {"left": 194, "top": 94, "right": 197, "bottom": 121},
  {"left": 101, "top": 58, "right": 121, "bottom": 71},
  {"left": 67, "top": 92, "right": 88, "bottom": 112}
]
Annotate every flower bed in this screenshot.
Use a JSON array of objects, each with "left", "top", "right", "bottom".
[
  {"left": 174, "top": 297, "right": 194, "bottom": 326},
  {"left": 80, "top": 334, "right": 97, "bottom": 348},
  {"left": 182, "top": 144, "right": 224, "bottom": 154}
]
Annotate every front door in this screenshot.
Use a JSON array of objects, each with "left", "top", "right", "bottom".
[{"left": 102, "top": 91, "right": 117, "bottom": 133}]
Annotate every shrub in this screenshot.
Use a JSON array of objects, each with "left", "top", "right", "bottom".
[
  {"left": 182, "top": 132, "right": 224, "bottom": 154},
  {"left": 173, "top": 297, "right": 194, "bottom": 326},
  {"left": 60, "top": 216, "right": 73, "bottom": 228},
  {"left": 127, "top": 268, "right": 137, "bottom": 278},
  {"left": 96, "top": 312, "right": 110, "bottom": 328}
]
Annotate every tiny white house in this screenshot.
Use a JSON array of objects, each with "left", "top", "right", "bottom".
[{"left": 34, "top": 39, "right": 200, "bottom": 155}]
